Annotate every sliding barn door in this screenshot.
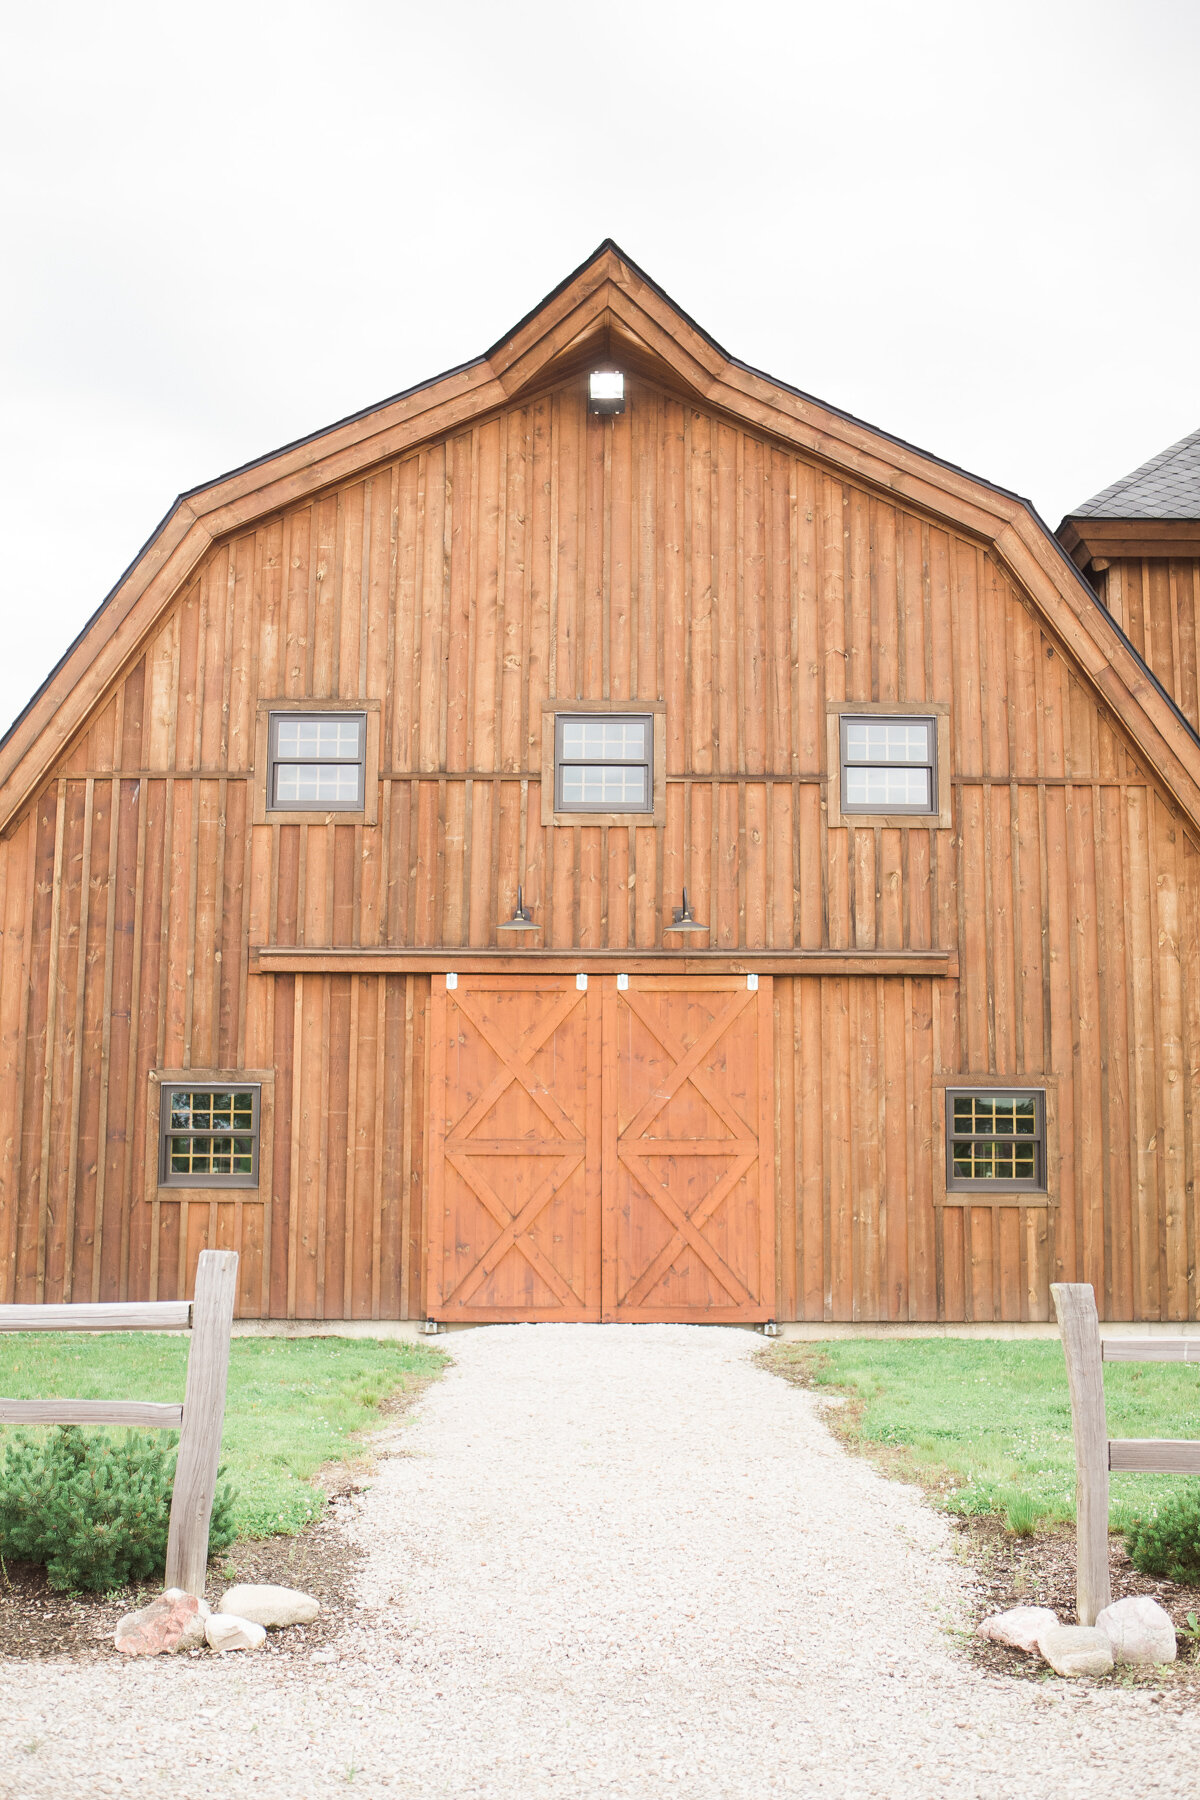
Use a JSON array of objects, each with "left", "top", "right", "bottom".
[
  {"left": 602, "top": 977, "right": 775, "bottom": 1322},
  {"left": 426, "top": 976, "right": 601, "bottom": 1322},
  {"left": 426, "top": 974, "right": 774, "bottom": 1323}
]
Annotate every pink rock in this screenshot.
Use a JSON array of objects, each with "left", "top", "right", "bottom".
[{"left": 114, "top": 1592, "right": 202, "bottom": 1657}]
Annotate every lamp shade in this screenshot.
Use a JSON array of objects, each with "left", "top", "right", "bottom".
[
  {"left": 497, "top": 884, "right": 539, "bottom": 931},
  {"left": 663, "top": 886, "right": 708, "bottom": 933}
]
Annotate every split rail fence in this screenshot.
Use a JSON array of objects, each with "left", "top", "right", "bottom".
[
  {"left": 0, "top": 1248, "right": 238, "bottom": 1595},
  {"left": 1051, "top": 1281, "right": 1200, "bottom": 1625}
]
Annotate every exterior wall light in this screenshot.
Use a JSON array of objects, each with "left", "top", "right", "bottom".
[
  {"left": 664, "top": 887, "right": 708, "bottom": 933},
  {"left": 588, "top": 370, "right": 625, "bottom": 415},
  {"left": 497, "top": 884, "right": 539, "bottom": 931}
]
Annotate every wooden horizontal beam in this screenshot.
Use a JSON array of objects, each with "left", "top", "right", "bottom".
[
  {"left": 0, "top": 1301, "right": 192, "bottom": 1333},
  {"left": 1108, "top": 1438, "right": 1200, "bottom": 1473},
  {"left": 1088, "top": 538, "right": 1200, "bottom": 562},
  {"left": 39, "top": 769, "right": 1173, "bottom": 794},
  {"left": 1101, "top": 1338, "right": 1200, "bottom": 1363},
  {"left": 249, "top": 948, "right": 958, "bottom": 978},
  {"left": 1060, "top": 517, "right": 1200, "bottom": 564},
  {"left": 0, "top": 1399, "right": 185, "bottom": 1428}
]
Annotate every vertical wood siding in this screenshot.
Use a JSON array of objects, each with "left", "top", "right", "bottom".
[
  {"left": 0, "top": 374, "right": 1197, "bottom": 1318},
  {"left": 1100, "top": 557, "right": 1200, "bottom": 733}
]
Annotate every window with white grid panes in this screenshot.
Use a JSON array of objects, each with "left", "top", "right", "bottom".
[
  {"left": 945, "top": 1089, "right": 1046, "bottom": 1193},
  {"left": 159, "top": 1084, "right": 260, "bottom": 1187},
  {"left": 554, "top": 714, "right": 653, "bottom": 813},
  {"left": 267, "top": 712, "right": 366, "bottom": 811},
  {"left": 839, "top": 715, "right": 937, "bottom": 815}
]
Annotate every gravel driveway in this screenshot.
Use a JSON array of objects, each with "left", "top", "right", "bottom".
[{"left": 2, "top": 1323, "right": 1198, "bottom": 1799}]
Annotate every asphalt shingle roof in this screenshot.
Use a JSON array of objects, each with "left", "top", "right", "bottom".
[{"left": 1070, "top": 426, "right": 1200, "bottom": 520}]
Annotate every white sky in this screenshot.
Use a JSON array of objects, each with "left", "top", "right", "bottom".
[{"left": 2, "top": 0, "right": 1198, "bottom": 738}]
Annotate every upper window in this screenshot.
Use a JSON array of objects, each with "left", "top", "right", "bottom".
[
  {"left": 840, "top": 715, "right": 937, "bottom": 815},
  {"left": 554, "top": 714, "right": 653, "bottom": 813},
  {"left": 267, "top": 712, "right": 366, "bottom": 811},
  {"left": 945, "top": 1089, "right": 1045, "bottom": 1193},
  {"left": 159, "top": 1084, "right": 260, "bottom": 1188}
]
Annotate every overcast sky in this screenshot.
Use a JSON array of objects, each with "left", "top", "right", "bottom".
[{"left": 2, "top": 0, "right": 1198, "bottom": 738}]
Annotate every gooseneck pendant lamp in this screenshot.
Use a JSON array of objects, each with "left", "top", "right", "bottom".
[
  {"left": 497, "top": 885, "right": 539, "bottom": 931},
  {"left": 664, "top": 886, "right": 708, "bottom": 933}
]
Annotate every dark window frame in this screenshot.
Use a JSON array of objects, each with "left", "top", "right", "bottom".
[
  {"left": 944, "top": 1087, "right": 1046, "bottom": 1194},
  {"left": 839, "top": 714, "right": 938, "bottom": 817},
  {"left": 553, "top": 712, "right": 654, "bottom": 815},
  {"left": 159, "top": 1082, "right": 261, "bottom": 1189},
  {"left": 266, "top": 710, "right": 367, "bottom": 813}
]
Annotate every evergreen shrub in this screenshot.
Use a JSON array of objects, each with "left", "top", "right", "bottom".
[
  {"left": 1124, "top": 1485, "right": 1200, "bottom": 1586},
  {"left": 0, "top": 1426, "right": 236, "bottom": 1592}
]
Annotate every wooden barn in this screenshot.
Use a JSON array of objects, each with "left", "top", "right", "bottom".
[{"left": 2, "top": 242, "right": 1200, "bottom": 1328}]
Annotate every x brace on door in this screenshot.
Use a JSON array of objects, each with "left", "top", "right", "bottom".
[{"left": 606, "top": 984, "right": 761, "bottom": 1315}]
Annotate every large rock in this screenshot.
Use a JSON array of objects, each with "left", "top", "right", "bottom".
[
  {"left": 977, "top": 1606, "right": 1060, "bottom": 1654},
  {"left": 216, "top": 1584, "right": 320, "bottom": 1629},
  {"left": 162, "top": 1589, "right": 212, "bottom": 1653},
  {"left": 114, "top": 1592, "right": 202, "bottom": 1657},
  {"left": 1096, "top": 1596, "right": 1177, "bottom": 1665},
  {"left": 1037, "top": 1624, "right": 1114, "bottom": 1678},
  {"left": 205, "top": 1613, "right": 267, "bottom": 1653}
]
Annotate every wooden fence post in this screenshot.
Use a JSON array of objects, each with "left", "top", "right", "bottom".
[
  {"left": 1050, "top": 1282, "right": 1112, "bottom": 1624},
  {"left": 165, "top": 1250, "right": 239, "bottom": 1596}
]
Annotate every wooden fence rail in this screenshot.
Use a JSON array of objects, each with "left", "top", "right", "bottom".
[
  {"left": 0, "top": 1250, "right": 238, "bottom": 1596},
  {"left": 1051, "top": 1282, "right": 1200, "bottom": 1624}
]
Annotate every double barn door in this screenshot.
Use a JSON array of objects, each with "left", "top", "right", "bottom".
[{"left": 426, "top": 974, "right": 775, "bottom": 1323}]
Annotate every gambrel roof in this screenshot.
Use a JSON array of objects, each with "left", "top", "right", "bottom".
[
  {"left": 4, "top": 239, "right": 1200, "bottom": 835},
  {"left": 1069, "top": 425, "right": 1200, "bottom": 521}
]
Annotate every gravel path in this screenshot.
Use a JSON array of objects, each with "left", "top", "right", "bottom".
[{"left": 2, "top": 1323, "right": 1198, "bottom": 1798}]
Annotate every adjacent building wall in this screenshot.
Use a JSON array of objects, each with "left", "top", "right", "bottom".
[{"left": 1095, "top": 556, "right": 1200, "bottom": 735}]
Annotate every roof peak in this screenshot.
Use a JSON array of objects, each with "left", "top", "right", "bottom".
[
  {"left": 482, "top": 238, "right": 732, "bottom": 363},
  {"left": 1067, "top": 424, "right": 1200, "bottom": 521}
]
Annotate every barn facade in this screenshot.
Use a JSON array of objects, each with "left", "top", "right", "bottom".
[{"left": 2, "top": 244, "right": 1200, "bottom": 1326}]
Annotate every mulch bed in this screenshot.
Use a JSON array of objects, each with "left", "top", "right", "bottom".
[
  {"left": 759, "top": 1347, "right": 1200, "bottom": 1694},
  {"left": 0, "top": 1509, "right": 363, "bottom": 1663},
  {"left": 958, "top": 1515, "right": 1200, "bottom": 1694},
  {"left": 0, "top": 1371, "right": 442, "bottom": 1663}
]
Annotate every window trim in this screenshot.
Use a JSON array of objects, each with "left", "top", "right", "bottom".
[
  {"left": 932, "top": 1073, "right": 1056, "bottom": 1206},
  {"left": 840, "top": 714, "right": 937, "bottom": 816},
  {"left": 825, "top": 701, "right": 952, "bottom": 830},
  {"left": 159, "top": 1081, "right": 261, "bottom": 1188},
  {"left": 944, "top": 1087, "right": 1045, "bottom": 1194},
  {"left": 553, "top": 712, "right": 654, "bottom": 815},
  {"left": 147, "top": 1068, "right": 275, "bottom": 1202},
  {"left": 253, "top": 700, "right": 381, "bottom": 826},
  {"left": 541, "top": 701, "right": 667, "bottom": 826},
  {"left": 267, "top": 711, "right": 367, "bottom": 813}
]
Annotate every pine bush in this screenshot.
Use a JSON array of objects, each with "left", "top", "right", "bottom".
[
  {"left": 1124, "top": 1485, "right": 1200, "bottom": 1586},
  {"left": 0, "top": 1426, "right": 236, "bottom": 1592}
]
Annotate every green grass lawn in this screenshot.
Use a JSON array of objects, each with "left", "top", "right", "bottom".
[
  {"left": 765, "top": 1339, "right": 1200, "bottom": 1536},
  {"left": 0, "top": 1334, "right": 446, "bottom": 1538}
]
